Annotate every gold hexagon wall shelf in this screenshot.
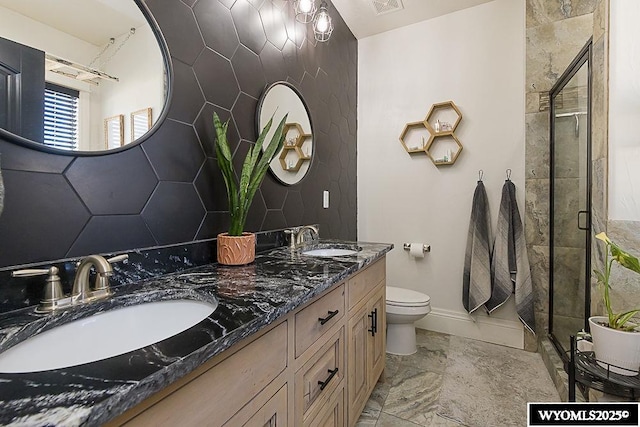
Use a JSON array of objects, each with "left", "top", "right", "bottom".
[
  {"left": 399, "top": 121, "right": 430, "bottom": 154},
  {"left": 424, "top": 101, "right": 463, "bottom": 134},
  {"left": 279, "top": 122, "right": 311, "bottom": 172},
  {"left": 425, "top": 133, "right": 463, "bottom": 166}
]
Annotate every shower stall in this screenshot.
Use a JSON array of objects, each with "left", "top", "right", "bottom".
[{"left": 548, "top": 39, "right": 592, "bottom": 359}]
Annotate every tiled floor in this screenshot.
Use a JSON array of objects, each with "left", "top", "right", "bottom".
[{"left": 356, "top": 330, "right": 560, "bottom": 426}]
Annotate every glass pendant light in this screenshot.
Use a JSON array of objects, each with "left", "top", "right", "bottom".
[
  {"left": 294, "top": 0, "right": 317, "bottom": 23},
  {"left": 313, "top": 1, "right": 333, "bottom": 42}
]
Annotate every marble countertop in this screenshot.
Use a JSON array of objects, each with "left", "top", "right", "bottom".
[{"left": 0, "top": 240, "right": 392, "bottom": 426}]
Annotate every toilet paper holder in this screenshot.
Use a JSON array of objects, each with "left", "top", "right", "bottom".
[{"left": 403, "top": 243, "right": 430, "bottom": 253}]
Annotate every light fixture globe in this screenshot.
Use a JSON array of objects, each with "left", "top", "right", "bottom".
[
  {"left": 313, "top": 1, "right": 333, "bottom": 42},
  {"left": 294, "top": 0, "right": 317, "bottom": 23}
]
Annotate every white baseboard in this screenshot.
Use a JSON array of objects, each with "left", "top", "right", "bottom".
[{"left": 414, "top": 307, "right": 524, "bottom": 349}]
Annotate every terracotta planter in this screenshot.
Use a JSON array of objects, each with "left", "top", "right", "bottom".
[
  {"left": 589, "top": 316, "right": 640, "bottom": 376},
  {"left": 217, "top": 232, "right": 256, "bottom": 265}
]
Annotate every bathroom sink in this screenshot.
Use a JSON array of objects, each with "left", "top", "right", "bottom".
[
  {"left": 0, "top": 299, "right": 216, "bottom": 373},
  {"left": 302, "top": 248, "right": 358, "bottom": 257}
]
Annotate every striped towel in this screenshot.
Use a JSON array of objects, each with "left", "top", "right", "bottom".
[
  {"left": 485, "top": 180, "right": 536, "bottom": 333},
  {"left": 462, "top": 180, "right": 492, "bottom": 314}
]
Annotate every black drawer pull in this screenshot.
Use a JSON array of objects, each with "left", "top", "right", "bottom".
[
  {"left": 318, "top": 310, "right": 339, "bottom": 325},
  {"left": 368, "top": 308, "right": 378, "bottom": 336},
  {"left": 318, "top": 368, "right": 339, "bottom": 390}
]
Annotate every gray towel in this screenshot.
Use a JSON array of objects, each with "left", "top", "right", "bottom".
[
  {"left": 463, "top": 181, "right": 492, "bottom": 314},
  {"left": 486, "top": 180, "right": 536, "bottom": 333}
]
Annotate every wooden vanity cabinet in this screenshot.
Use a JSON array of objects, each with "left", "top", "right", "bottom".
[
  {"left": 346, "top": 263, "right": 386, "bottom": 426},
  {"left": 108, "top": 257, "right": 386, "bottom": 427}
]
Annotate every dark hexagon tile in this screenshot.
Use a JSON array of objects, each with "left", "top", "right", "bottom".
[
  {"left": 146, "top": 0, "right": 204, "bottom": 65},
  {"left": 328, "top": 94, "right": 342, "bottom": 124},
  {"left": 143, "top": 119, "right": 205, "bottom": 182},
  {"left": 282, "top": 39, "right": 305, "bottom": 83},
  {"left": 314, "top": 130, "right": 330, "bottom": 164},
  {"left": 67, "top": 215, "right": 156, "bottom": 257},
  {"left": 195, "top": 103, "right": 240, "bottom": 158},
  {"left": 195, "top": 158, "right": 229, "bottom": 211},
  {"left": 196, "top": 212, "right": 231, "bottom": 239},
  {"left": 316, "top": 68, "right": 330, "bottom": 104},
  {"left": 314, "top": 101, "right": 330, "bottom": 134},
  {"left": 259, "top": 1, "right": 288, "bottom": 50},
  {"left": 65, "top": 147, "right": 158, "bottom": 215},
  {"left": 300, "top": 72, "right": 318, "bottom": 112},
  {"left": 262, "top": 210, "right": 287, "bottom": 230},
  {"left": 301, "top": 39, "right": 318, "bottom": 76},
  {"left": 231, "top": 0, "right": 267, "bottom": 55},
  {"left": 194, "top": 48, "right": 239, "bottom": 110},
  {"left": 260, "top": 42, "right": 287, "bottom": 85},
  {"left": 142, "top": 182, "right": 205, "bottom": 245},
  {"left": 232, "top": 94, "right": 258, "bottom": 141},
  {"left": 193, "top": 0, "right": 239, "bottom": 59},
  {"left": 167, "top": 59, "right": 205, "bottom": 124},
  {"left": 182, "top": 0, "right": 197, "bottom": 6},
  {"left": 338, "top": 117, "right": 350, "bottom": 146},
  {"left": 0, "top": 170, "right": 90, "bottom": 266},
  {"left": 232, "top": 45, "right": 267, "bottom": 99},
  {"left": 219, "top": 0, "right": 236, "bottom": 7},
  {"left": 260, "top": 173, "right": 287, "bottom": 209},
  {"left": 283, "top": 5, "right": 306, "bottom": 48},
  {"left": 244, "top": 190, "right": 267, "bottom": 232},
  {"left": 248, "top": 0, "right": 264, "bottom": 8},
  {"left": 282, "top": 190, "right": 304, "bottom": 226},
  {"left": 0, "top": 141, "right": 73, "bottom": 173}
]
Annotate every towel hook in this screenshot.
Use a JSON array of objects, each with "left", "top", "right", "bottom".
[
  {"left": 478, "top": 170, "right": 484, "bottom": 182},
  {"left": 506, "top": 169, "right": 512, "bottom": 181}
]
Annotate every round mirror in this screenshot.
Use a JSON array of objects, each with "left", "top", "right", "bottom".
[
  {"left": 257, "top": 82, "right": 313, "bottom": 186},
  {"left": 0, "top": 0, "right": 168, "bottom": 153}
]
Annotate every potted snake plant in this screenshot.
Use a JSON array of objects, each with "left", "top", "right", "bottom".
[
  {"left": 213, "top": 112, "right": 287, "bottom": 265},
  {"left": 589, "top": 232, "right": 640, "bottom": 375}
]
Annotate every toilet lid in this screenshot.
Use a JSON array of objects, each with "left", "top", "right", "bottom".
[{"left": 386, "top": 286, "right": 430, "bottom": 307}]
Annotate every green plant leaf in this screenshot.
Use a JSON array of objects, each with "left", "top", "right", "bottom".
[{"left": 214, "top": 112, "right": 242, "bottom": 235}]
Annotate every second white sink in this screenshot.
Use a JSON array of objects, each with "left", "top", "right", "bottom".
[
  {"left": 302, "top": 248, "right": 358, "bottom": 257},
  {"left": 0, "top": 299, "right": 217, "bottom": 373}
]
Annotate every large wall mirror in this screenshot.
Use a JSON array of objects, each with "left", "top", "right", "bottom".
[
  {"left": 257, "top": 82, "right": 314, "bottom": 186},
  {"left": 0, "top": 0, "right": 169, "bottom": 154}
]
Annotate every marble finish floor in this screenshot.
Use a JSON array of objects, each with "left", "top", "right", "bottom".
[{"left": 356, "top": 330, "right": 560, "bottom": 426}]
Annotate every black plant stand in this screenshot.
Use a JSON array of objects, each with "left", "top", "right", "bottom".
[{"left": 568, "top": 335, "right": 640, "bottom": 401}]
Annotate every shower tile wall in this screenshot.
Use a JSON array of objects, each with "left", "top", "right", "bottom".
[
  {"left": 0, "top": 0, "right": 358, "bottom": 270},
  {"left": 525, "top": 0, "right": 600, "bottom": 344}
]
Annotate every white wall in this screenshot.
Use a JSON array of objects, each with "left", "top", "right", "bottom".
[
  {"left": 358, "top": 0, "right": 526, "bottom": 348},
  {"left": 101, "top": 24, "right": 165, "bottom": 147},
  {"left": 609, "top": 0, "right": 640, "bottom": 221}
]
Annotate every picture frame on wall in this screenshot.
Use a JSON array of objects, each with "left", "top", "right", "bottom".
[
  {"left": 131, "top": 107, "right": 152, "bottom": 140},
  {"left": 104, "top": 115, "right": 124, "bottom": 149}
]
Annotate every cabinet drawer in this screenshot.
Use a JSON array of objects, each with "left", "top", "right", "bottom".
[
  {"left": 348, "top": 259, "right": 385, "bottom": 310},
  {"left": 295, "top": 283, "right": 345, "bottom": 358},
  {"left": 305, "top": 387, "right": 344, "bottom": 427},
  {"left": 295, "top": 328, "right": 344, "bottom": 422},
  {"left": 232, "top": 383, "right": 288, "bottom": 427}
]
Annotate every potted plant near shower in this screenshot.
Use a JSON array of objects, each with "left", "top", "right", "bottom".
[
  {"left": 213, "top": 112, "right": 287, "bottom": 265},
  {"left": 589, "top": 232, "right": 640, "bottom": 375}
]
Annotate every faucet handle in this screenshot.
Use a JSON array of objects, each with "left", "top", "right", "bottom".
[
  {"left": 12, "top": 266, "right": 65, "bottom": 312},
  {"left": 107, "top": 254, "right": 128, "bottom": 264}
]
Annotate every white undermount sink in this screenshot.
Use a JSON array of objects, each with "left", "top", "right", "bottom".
[
  {"left": 302, "top": 248, "right": 358, "bottom": 257},
  {"left": 0, "top": 299, "right": 217, "bottom": 373}
]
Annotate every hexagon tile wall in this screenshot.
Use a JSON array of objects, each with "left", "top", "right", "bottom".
[{"left": 0, "top": 0, "right": 357, "bottom": 268}]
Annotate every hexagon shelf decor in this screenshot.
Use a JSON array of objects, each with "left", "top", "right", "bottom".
[
  {"left": 399, "top": 100, "right": 464, "bottom": 166},
  {"left": 399, "top": 121, "right": 430, "bottom": 154},
  {"left": 279, "top": 122, "right": 312, "bottom": 172}
]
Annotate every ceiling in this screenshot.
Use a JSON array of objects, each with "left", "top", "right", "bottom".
[
  {"left": 0, "top": 0, "right": 145, "bottom": 46},
  {"left": 330, "top": 0, "right": 495, "bottom": 39}
]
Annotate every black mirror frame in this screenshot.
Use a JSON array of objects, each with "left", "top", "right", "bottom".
[{"left": 0, "top": 0, "right": 173, "bottom": 156}]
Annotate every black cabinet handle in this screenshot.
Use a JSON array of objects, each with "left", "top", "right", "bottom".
[
  {"left": 318, "top": 368, "right": 339, "bottom": 390},
  {"left": 368, "top": 308, "right": 378, "bottom": 336},
  {"left": 578, "top": 210, "right": 590, "bottom": 231},
  {"left": 318, "top": 310, "right": 339, "bottom": 325}
]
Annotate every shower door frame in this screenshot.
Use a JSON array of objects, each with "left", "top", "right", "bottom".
[{"left": 548, "top": 38, "right": 593, "bottom": 361}]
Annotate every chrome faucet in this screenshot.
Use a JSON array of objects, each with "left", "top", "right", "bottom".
[{"left": 72, "top": 255, "right": 114, "bottom": 303}]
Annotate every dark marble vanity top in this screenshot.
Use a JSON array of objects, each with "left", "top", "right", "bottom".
[{"left": 0, "top": 240, "right": 392, "bottom": 426}]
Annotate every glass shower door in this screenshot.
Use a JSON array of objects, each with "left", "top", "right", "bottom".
[{"left": 549, "top": 41, "right": 592, "bottom": 356}]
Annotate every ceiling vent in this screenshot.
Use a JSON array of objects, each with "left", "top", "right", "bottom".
[{"left": 369, "top": 0, "right": 404, "bottom": 15}]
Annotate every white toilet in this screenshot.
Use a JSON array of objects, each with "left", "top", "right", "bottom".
[{"left": 385, "top": 286, "right": 431, "bottom": 355}]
